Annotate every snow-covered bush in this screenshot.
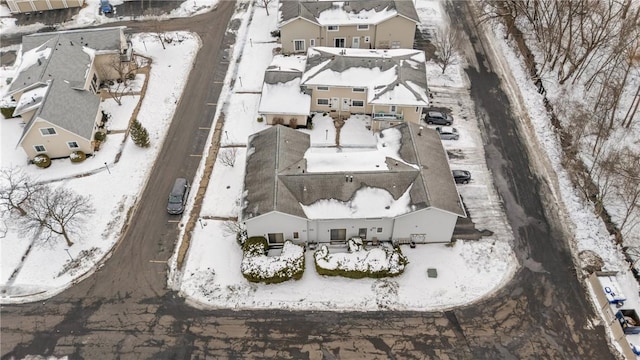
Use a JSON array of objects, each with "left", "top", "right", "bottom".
[
  {"left": 70, "top": 150, "right": 86, "bottom": 163},
  {"left": 33, "top": 154, "right": 51, "bottom": 168},
  {"left": 314, "top": 243, "right": 408, "bottom": 278},
  {"left": 241, "top": 239, "right": 305, "bottom": 284}
]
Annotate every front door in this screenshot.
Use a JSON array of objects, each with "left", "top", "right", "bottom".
[
  {"left": 352, "top": 37, "right": 360, "bottom": 48},
  {"left": 341, "top": 98, "right": 350, "bottom": 111},
  {"left": 330, "top": 97, "right": 339, "bottom": 110}
]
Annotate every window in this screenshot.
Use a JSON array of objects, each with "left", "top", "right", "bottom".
[
  {"left": 317, "top": 98, "right": 329, "bottom": 106},
  {"left": 330, "top": 229, "right": 347, "bottom": 241},
  {"left": 268, "top": 233, "right": 284, "bottom": 243},
  {"left": 293, "top": 232, "right": 299, "bottom": 239},
  {"left": 327, "top": 25, "right": 339, "bottom": 31},
  {"left": 40, "top": 128, "right": 57, "bottom": 136},
  {"left": 334, "top": 38, "right": 346, "bottom": 47},
  {"left": 310, "top": 38, "right": 315, "bottom": 47},
  {"left": 351, "top": 100, "right": 364, "bottom": 107},
  {"left": 391, "top": 41, "right": 401, "bottom": 49},
  {"left": 294, "top": 39, "right": 305, "bottom": 52},
  {"left": 390, "top": 105, "right": 397, "bottom": 112},
  {"left": 364, "top": 36, "right": 371, "bottom": 43},
  {"left": 67, "top": 141, "right": 79, "bottom": 149},
  {"left": 377, "top": 227, "right": 383, "bottom": 233},
  {"left": 34, "top": 145, "right": 46, "bottom": 152},
  {"left": 357, "top": 24, "right": 369, "bottom": 31},
  {"left": 358, "top": 228, "right": 367, "bottom": 238},
  {"left": 352, "top": 88, "right": 365, "bottom": 93},
  {"left": 316, "top": 86, "right": 329, "bottom": 91}
]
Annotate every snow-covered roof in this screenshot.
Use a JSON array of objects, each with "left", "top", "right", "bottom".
[
  {"left": 280, "top": 0, "right": 419, "bottom": 27},
  {"left": 259, "top": 55, "right": 311, "bottom": 115},
  {"left": 242, "top": 123, "right": 466, "bottom": 221},
  {"left": 302, "top": 47, "right": 430, "bottom": 106},
  {"left": 12, "top": 83, "right": 50, "bottom": 116}
]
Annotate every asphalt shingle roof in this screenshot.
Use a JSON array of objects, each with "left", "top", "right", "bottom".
[
  {"left": 280, "top": 0, "right": 419, "bottom": 25},
  {"left": 242, "top": 123, "right": 466, "bottom": 222},
  {"left": 10, "top": 27, "right": 125, "bottom": 145}
]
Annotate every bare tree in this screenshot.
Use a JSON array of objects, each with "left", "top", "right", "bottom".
[
  {"left": 432, "top": 25, "right": 462, "bottom": 74},
  {"left": 0, "top": 167, "right": 43, "bottom": 217},
  {"left": 20, "top": 186, "right": 95, "bottom": 247},
  {"left": 256, "top": 0, "right": 274, "bottom": 16},
  {"left": 222, "top": 219, "right": 247, "bottom": 244},
  {"left": 219, "top": 148, "right": 238, "bottom": 167}
]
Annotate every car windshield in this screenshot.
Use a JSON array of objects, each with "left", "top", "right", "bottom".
[{"left": 168, "top": 195, "right": 182, "bottom": 203}]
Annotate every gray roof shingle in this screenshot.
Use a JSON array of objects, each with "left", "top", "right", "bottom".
[
  {"left": 10, "top": 27, "right": 125, "bottom": 145},
  {"left": 281, "top": 0, "right": 419, "bottom": 25},
  {"left": 242, "top": 123, "right": 465, "bottom": 221}
]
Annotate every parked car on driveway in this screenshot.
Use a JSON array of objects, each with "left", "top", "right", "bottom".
[
  {"left": 436, "top": 126, "right": 459, "bottom": 140},
  {"left": 452, "top": 170, "right": 471, "bottom": 184},
  {"left": 425, "top": 111, "right": 454, "bottom": 125}
]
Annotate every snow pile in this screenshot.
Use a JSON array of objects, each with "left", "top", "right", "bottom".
[
  {"left": 314, "top": 238, "right": 408, "bottom": 277},
  {"left": 300, "top": 185, "right": 413, "bottom": 219}
]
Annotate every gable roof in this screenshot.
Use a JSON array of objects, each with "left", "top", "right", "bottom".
[
  {"left": 302, "top": 47, "right": 429, "bottom": 106},
  {"left": 242, "top": 123, "right": 466, "bottom": 222},
  {"left": 280, "top": 0, "right": 419, "bottom": 27},
  {"left": 259, "top": 55, "right": 311, "bottom": 116},
  {"left": 9, "top": 27, "right": 125, "bottom": 145}
]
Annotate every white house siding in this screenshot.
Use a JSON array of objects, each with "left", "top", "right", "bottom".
[
  {"left": 312, "top": 218, "right": 394, "bottom": 243},
  {"left": 263, "top": 113, "right": 308, "bottom": 127},
  {"left": 244, "top": 211, "right": 309, "bottom": 245},
  {"left": 281, "top": 19, "right": 322, "bottom": 54},
  {"left": 21, "top": 117, "right": 96, "bottom": 160},
  {"left": 393, "top": 208, "right": 457, "bottom": 243}
]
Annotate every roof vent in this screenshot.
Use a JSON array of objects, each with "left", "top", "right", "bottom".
[{"left": 385, "top": 205, "right": 390, "bottom": 210}]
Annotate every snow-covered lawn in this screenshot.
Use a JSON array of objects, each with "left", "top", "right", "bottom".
[{"left": 1, "top": 0, "right": 519, "bottom": 311}]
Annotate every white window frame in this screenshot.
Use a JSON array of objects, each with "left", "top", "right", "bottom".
[
  {"left": 317, "top": 98, "right": 330, "bottom": 106},
  {"left": 334, "top": 38, "right": 346, "bottom": 47},
  {"left": 357, "top": 24, "right": 369, "bottom": 31},
  {"left": 293, "top": 39, "right": 305, "bottom": 52},
  {"left": 67, "top": 141, "right": 80, "bottom": 149},
  {"left": 351, "top": 100, "right": 364, "bottom": 107},
  {"left": 316, "top": 86, "right": 329, "bottom": 91},
  {"left": 390, "top": 105, "right": 397, "bottom": 112},
  {"left": 352, "top": 88, "right": 365, "bottom": 93},
  {"left": 40, "top": 127, "right": 57, "bottom": 136},
  {"left": 34, "top": 145, "right": 46, "bottom": 153},
  {"left": 327, "top": 25, "right": 339, "bottom": 31},
  {"left": 310, "top": 38, "right": 315, "bottom": 47},
  {"left": 364, "top": 36, "right": 371, "bottom": 43}
]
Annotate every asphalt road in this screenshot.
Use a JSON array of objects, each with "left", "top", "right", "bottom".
[{"left": 0, "top": 1, "right": 617, "bottom": 359}]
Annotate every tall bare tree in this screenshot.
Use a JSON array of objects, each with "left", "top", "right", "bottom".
[
  {"left": 432, "top": 25, "right": 462, "bottom": 74},
  {"left": 20, "top": 186, "right": 95, "bottom": 247},
  {"left": 256, "top": 0, "right": 274, "bottom": 16},
  {"left": 0, "top": 167, "right": 43, "bottom": 217}
]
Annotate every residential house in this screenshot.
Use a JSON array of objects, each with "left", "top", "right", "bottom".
[
  {"left": 5, "top": 0, "right": 84, "bottom": 13},
  {"left": 241, "top": 123, "right": 466, "bottom": 247},
  {"left": 258, "top": 47, "right": 429, "bottom": 131},
  {"left": 258, "top": 55, "right": 311, "bottom": 127},
  {"left": 279, "top": 0, "right": 419, "bottom": 54},
  {"left": 6, "top": 27, "right": 133, "bottom": 161}
]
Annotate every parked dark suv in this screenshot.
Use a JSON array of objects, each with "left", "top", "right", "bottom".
[
  {"left": 167, "top": 178, "right": 190, "bottom": 215},
  {"left": 452, "top": 170, "right": 471, "bottom": 184},
  {"left": 425, "top": 111, "right": 454, "bottom": 125}
]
